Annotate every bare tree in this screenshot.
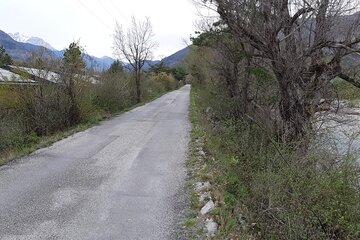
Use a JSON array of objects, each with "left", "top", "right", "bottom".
[
  {"left": 114, "top": 17, "right": 156, "bottom": 103},
  {"left": 199, "top": 0, "right": 360, "bottom": 147}
]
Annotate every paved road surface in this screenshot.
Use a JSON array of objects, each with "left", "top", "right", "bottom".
[{"left": 0, "top": 85, "right": 191, "bottom": 240}]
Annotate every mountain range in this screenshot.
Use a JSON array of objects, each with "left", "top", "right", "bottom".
[
  {"left": 9, "top": 32, "right": 56, "bottom": 50},
  {"left": 0, "top": 30, "right": 189, "bottom": 71}
]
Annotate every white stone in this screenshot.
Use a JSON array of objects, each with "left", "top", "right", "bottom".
[
  {"left": 205, "top": 218, "right": 218, "bottom": 237},
  {"left": 201, "top": 200, "right": 215, "bottom": 215}
]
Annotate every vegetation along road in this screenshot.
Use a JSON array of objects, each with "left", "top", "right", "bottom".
[{"left": 0, "top": 85, "right": 191, "bottom": 239}]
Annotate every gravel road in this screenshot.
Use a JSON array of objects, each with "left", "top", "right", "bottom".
[{"left": 0, "top": 85, "right": 191, "bottom": 240}]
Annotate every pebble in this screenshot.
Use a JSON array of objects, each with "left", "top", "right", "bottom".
[
  {"left": 205, "top": 218, "right": 218, "bottom": 236},
  {"left": 201, "top": 200, "right": 215, "bottom": 215}
]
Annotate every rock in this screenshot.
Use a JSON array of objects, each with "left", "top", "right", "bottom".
[
  {"left": 199, "top": 150, "right": 206, "bottom": 157},
  {"left": 194, "top": 181, "right": 211, "bottom": 192},
  {"left": 201, "top": 200, "right": 215, "bottom": 215},
  {"left": 205, "top": 218, "right": 218, "bottom": 237}
]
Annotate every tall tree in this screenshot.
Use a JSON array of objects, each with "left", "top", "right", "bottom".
[
  {"left": 0, "top": 46, "right": 12, "bottom": 67},
  {"left": 108, "top": 60, "right": 124, "bottom": 74},
  {"left": 192, "top": 23, "right": 251, "bottom": 116},
  {"left": 201, "top": 0, "right": 360, "bottom": 146},
  {"left": 114, "top": 17, "right": 156, "bottom": 103},
  {"left": 60, "top": 42, "right": 85, "bottom": 124},
  {"left": 172, "top": 67, "right": 188, "bottom": 82}
]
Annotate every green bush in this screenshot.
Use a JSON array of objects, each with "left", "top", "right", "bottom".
[
  {"left": 190, "top": 84, "right": 360, "bottom": 239},
  {"left": 0, "top": 66, "right": 180, "bottom": 160},
  {"left": 332, "top": 78, "right": 360, "bottom": 104},
  {"left": 94, "top": 72, "right": 135, "bottom": 113},
  {"left": 0, "top": 86, "right": 28, "bottom": 153},
  {"left": 153, "top": 72, "right": 177, "bottom": 91},
  {"left": 141, "top": 72, "right": 178, "bottom": 100}
]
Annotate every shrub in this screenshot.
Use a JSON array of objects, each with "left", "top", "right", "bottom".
[
  {"left": 94, "top": 71, "right": 134, "bottom": 113},
  {"left": 190, "top": 83, "right": 360, "bottom": 239},
  {"left": 0, "top": 62, "right": 179, "bottom": 159},
  {"left": 332, "top": 78, "right": 360, "bottom": 104},
  {"left": 141, "top": 72, "right": 178, "bottom": 100},
  {"left": 0, "top": 86, "right": 28, "bottom": 153},
  {"left": 153, "top": 72, "right": 177, "bottom": 91}
]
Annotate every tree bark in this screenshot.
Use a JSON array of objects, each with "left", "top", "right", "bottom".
[
  {"left": 276, "top": 70, "right": 312, "bottom": 149},
  {"left": 135, "top": 70, "right": 141, "bottom": 103},
  {"left": 66, "top": 78, "right": 80, "bottom": 125},
  {"left": 240, "top": 57, "right": 251, "bottom": 116}
]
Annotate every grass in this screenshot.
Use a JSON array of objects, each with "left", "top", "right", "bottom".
[
  {"left": 181, "top": 86, "right": 211, "bottom": 239},
  {"left": 186, "top": 85, "right": 247, "bottom": 239},
  {"left": 184, "top": 218, "right": 198, "bottom": 228},
  {"left": 187, "top": 84, "right": 360, "bottom": 239},
  {"left": 332, "top": 78, "right": 360, "bottom": 106},
  {"left": 0, "top": 90, "right": 170, "bottom": 166}
]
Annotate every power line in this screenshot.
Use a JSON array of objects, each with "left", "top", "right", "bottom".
[
  {"left": 76, "top": 0, "right": 113, "bottom": 30},
  {"left": 109, "top": 0, "right": 128, "bottom": 22},
  {"left": 97, "top": 0, "right": 118, "bottom": 22}
]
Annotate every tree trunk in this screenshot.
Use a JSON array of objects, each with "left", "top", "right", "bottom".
[
  {"left": 240, "top": 57, "right": 251, "bottom": 116},
  {"left": 267, "top": 48, "right": 312, "bottom": 146},
  {"left": 277, "top": 72, "right": 312, "bottom": 151},
  {"left": 135, "top": 70, "right": 141, "bottom": 103},
  {"left": 67, "top": 79, "right": 80, "bottom": 125},
  {"left": 225, "top": 68, "right": 240, "bottom": 99}
]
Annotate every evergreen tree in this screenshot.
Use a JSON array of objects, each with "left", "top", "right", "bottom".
[
  {"left": 61, "top": 42, "right": 85, "bottom": 125},
  {"left": 0, "top": 46, "right": 12, "bottom": 67},
  {"left": 172, "top": 67, "right": 187, "bottom": 82},
  {"left": 62, "top": 42, "right": 85, "bottom": 75},
  {"left": 108, "top": 60, "right": 124, "bottom": 74}
]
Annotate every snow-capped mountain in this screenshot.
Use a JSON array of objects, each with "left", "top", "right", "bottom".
[
  {"left": 9, "top": 32, "right": 56, "bottom": 50},
  {"left": 9, "top": 32, "right": 28, "bottom": 42},
  {"left": 1, "top": 30, "right": 116, "bottom": 70},
  {"left": 1, "top": 30, "right": 189, "bottom": 70}
]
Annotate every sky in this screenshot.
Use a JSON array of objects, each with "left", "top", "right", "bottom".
[{"left": 0, "top": 0, "right": 200, "bottom": 60}]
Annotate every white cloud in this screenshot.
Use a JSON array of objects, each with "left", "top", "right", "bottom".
[{"left": 0, "top": 0, "right": 199, "bottom": 59}]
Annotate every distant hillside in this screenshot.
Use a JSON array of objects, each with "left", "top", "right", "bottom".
[
  {"left": 0, "top": 30, "right": 115, "bottom": 70},
  {"left": 10, "top": 32, "right": 56, "bottom": 50},
  {"left": 161, "top": 47, "right": 189, "bottom": 67},
  {"left": 1, "top": 30, "right": 190, "bottom": 71},
  {"left": 0, "top": 30, "right": 50, "bottom": 61},
  {"left": 122, "top": 47, "right": 189, "bottom": 71},
  {"left": 135, "top": 47, "right": 189, "bottom": 70}
]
